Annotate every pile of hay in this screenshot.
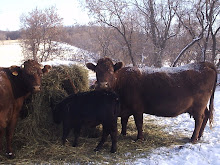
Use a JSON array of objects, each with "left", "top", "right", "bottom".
[
  {"left": 0, "top": 64, "right": 187, "bottom": 164},
  {"left": 0, "top": 64, "right": 89, "bottom": 161}
]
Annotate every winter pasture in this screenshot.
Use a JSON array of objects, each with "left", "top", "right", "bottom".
[{"left": 0, "top": 40, "right": 220, "bottom": 164}]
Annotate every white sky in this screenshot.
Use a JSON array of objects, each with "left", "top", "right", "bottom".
[{"left": 0, "top": 0, "right": 89, "bottom": 31}]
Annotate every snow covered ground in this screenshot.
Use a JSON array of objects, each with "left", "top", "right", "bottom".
[
  {"left": 1, "top": 40, "right": 220, "bottom": 164},
  {"left": 0, "top": 40, "right": 24, "bottom": 67}
]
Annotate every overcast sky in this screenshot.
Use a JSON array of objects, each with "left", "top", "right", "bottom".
[{"left": 0, "top": 0, "right": 89, "bottom": 31}]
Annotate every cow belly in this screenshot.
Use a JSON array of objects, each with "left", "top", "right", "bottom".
[{"left": 145, "top": 97, "right": 194, "bottom": 117}]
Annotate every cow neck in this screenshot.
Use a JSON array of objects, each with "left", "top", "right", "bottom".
[{"left": 5, "top": 68, "right": 31, "bottom": 99}]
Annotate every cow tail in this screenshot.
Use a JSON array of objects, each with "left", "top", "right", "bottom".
[{"left": 208, "top": 65, "right": 217, "bottom": 129}]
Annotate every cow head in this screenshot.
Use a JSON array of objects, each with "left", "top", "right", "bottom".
[
  {"left": 86, "top": 58, "right": 123, "bottom": 89},
  {"left": 10, "top": 60, "right": 51, "bottom": 93}
]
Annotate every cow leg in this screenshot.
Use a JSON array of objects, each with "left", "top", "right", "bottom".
[
  {"left": 0, "top": 128, "right": 4, "bottom": 152},
  {"left": 110, "top": 120, "right": 118, "bottom": 153},
  {"left": 73, "top": 126, "right": 81, "bottom": 147},
  {"left": 133, "top": 113, "right": 144, "bottom": 140},
  {"left": 5, "top": 118, "right": 18, "bottom": 158},
  {"left": 121, "top": 115, "right": 129, "bottom": 136},
  {"left": 62, "top": 125, "right": 70, "bottom": 145},
  {"left": 191, "top": 113, "right": 204, "bottom": 143},
  {"left": 94, "top": 126, "right": 109, "bottom": 152},
  {"left": 198, "top": 108, "right": 209, "bottom": 139}
]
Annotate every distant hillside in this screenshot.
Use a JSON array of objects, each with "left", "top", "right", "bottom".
[{"left": 0, "top": 30, "right": 21, "bottom": 40}]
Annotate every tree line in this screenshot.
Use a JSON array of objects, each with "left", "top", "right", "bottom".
[{"left": 1, "top": 0, "right": 219, "bottom": 67}]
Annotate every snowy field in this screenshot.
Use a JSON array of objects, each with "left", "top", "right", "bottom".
[
  {"left": 0, "top": 40, "right": 220, "bottom": 164},
  {"left": 0, "top": 40, "right": 24, "bottom": 67}
]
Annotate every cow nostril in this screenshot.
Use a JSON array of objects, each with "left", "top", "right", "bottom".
[
  {"left": 33, "top": 86, "right": 41, "bottom": 92},
  {"left": 99, "top": 82, "right": 109, "bottom": 88},
  {"left": 104, "top": 82, "right": 108, "bottom": 87}
]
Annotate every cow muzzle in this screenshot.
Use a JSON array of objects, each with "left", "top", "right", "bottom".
[
  {"left": 33, "top": 85, "right": 41, "bottom": 92},
  {"left": 97, "top": 82, "right": 109, "bottom": 89}
]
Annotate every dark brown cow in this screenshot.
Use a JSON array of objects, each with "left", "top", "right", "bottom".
[
  {"left": 0, "top": 60, "right": 50, "bottom": 158},
  {"left": 86, "top": 57, "right": 217, "bottom": 143}
]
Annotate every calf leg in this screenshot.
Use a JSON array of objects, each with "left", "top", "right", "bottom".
[
  {"left": 73, "top": 126, "right": 81, "bottom": 147},
  {"left": 110, "top": 119, "right": 118, "bottom": 153},
  {"left": 121, "top": 115, "right": 129, "bottom": 136},
  {"left": 133, "top": 113, "right": 144, "bottom": 140},
  {"left": 94, "top": 126, "right": 109, "bottom": 152},
  {"left": 198, "top": 108, "right": 209, "bottom": 139},
  {"left": 62, "top": 126, "right": 70, "bottom": 145}
]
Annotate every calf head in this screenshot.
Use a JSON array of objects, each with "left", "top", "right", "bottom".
[
  {"left": 10, "top": 60, "right": 51, "bottom": 93},
  {"left": 86, "top": 58, "right": 123, "bottom": 89}
]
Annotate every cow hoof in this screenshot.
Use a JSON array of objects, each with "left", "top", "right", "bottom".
[
  {"left": 190, "top": 137, "right": 198, "bottom": 143},
  {"left": 135, "top": 138, "right": 145, "bottom": 142},
  {"left": 191, "top": 140, "right": 198, "bottom": 144},
  {"left": 6, "top": 152, "right": 15, "bottom": 159},
  {"left": 110, "top": 148, "right": 117, "bottom": 153},
  {"left": 121, "top": 132, "right": 126, "bottom": 136},
  {"left": 72, "top": 144, "right": 77, "bottom": 147},
  {"left": 94, "top": 147, "right": 100, "bottom": 152}
]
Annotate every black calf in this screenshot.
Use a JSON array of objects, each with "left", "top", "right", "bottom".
[{"left": 53, "top": 90, "right": 120, "bottom": 153}]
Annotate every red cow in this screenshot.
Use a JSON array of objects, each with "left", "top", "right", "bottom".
[
  {"left": 86, "top": 57, "right": 217, "bottom": 142},
  {"left": 0, "top": 60, "right": 50, "bottom": 158}
]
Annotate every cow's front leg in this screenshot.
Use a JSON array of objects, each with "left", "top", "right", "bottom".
[
  {"left": 121, "top": 115, "right": 129, "bottom": 136},
  {"left": 5, "top": 118, "right": 18, "bottom": 158},
  {"left": 110, "top": 120, "right": 118, "bottom": 153},
  {"left": 94, "top": 126, "right": 109, "bottom": 152}
]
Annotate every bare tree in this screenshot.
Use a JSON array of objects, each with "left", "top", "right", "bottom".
[
  {"left": 85, "top": 0, "right": 141, "bottom": 66},
  {"left": 172, "top": 0, "right": 220, "bottom": 66},
  {"left": 0, "top": 32, "right": 6, "bottom": 41},
  {"left": 135, "top": 0, "right": 178, "bottom": 67},
  {"left": 20, "top": 6, "right": 64, "bottom": 62}
]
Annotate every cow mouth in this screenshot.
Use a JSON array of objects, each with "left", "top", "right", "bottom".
[
  {"left": 96, "top": 82, "right": 109, "bottom": 89},
  {"left": 32, "top": 86, "right": 41, "bottom": 92}
]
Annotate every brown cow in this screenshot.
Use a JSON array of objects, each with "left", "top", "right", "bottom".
[
  {"left": 0, "top": 60, "right": 50, "bottom": 158},
  {"left": 86, "top": 57, "right": 217, "bottom": 143}
]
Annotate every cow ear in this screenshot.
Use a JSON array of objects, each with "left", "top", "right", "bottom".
[
  {"left": 86, "top": 63, "right": 96, "bottom": 72},
  {"left": 10, "top": 66, "right": 21, "bottom": 76},
  {"left": 42, "top": 65, "right": 52, "bottom": 74},
  {"left": 114, "top": 62, "right": 123, "bottom": 72}
]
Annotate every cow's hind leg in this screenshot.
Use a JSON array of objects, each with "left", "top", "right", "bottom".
[
  {"left": 198, "top": 107, "right": 209, "bottom": 139},
  {"left": 133, "top": 113, "right": 144, "bottom": 140},
  {"left": 94, "top": 125, "right": 109, "bottom": 152},
  {"left": 191, "top": 112, "right": 205, "bottom": 143},
  {"left": 72, "top": 126, "right": 81, "bottom": 147},
  {"left": 62, "top": 126, "right": 70, "bottom": 145}
]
